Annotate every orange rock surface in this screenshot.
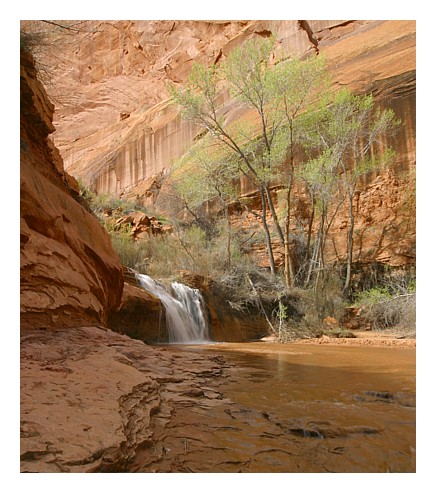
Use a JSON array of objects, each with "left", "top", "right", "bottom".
[
  {"left": 20, "top": 50, "right": 124, "bottom": 329},
  {"left": 34, "top": 20, "right": 415, "bottom": 268}
]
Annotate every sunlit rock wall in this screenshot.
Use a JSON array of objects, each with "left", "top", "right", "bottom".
[{"left": 37, "top": 19, "right": 415, "bottom": 267}]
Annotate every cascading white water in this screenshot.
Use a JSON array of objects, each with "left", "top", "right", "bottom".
[{"left": 135, "top": 273, "right": 210, "bottom": 343}]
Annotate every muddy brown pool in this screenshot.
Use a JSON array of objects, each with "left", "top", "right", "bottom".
[{"left": 130, "top": 342, "right": 415, "bottom": 473}]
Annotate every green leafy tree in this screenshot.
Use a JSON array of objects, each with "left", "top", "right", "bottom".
[
  {"left": 270, "top": 54, "right": 329, "bottom": 288},
  {"left": 299, "top": 146, "right": 345, "bottom": 287},
  {"left": 169, "top": 37, "right": 399, "bottom": 294},
  {"left": 169, "top": 37, "right": 328, "bottom": 281},
  {"left": 220, "top": 39, "right": 328, "bottom": 286},
  {"left": 171, "top": 138, "right": 240, "bottom": 271},
  {"left": 168, "top": 40, "right": 279, "bottom": 274},
  {"left": 300, "top": 89, "right": 400, "bottom": 294}
]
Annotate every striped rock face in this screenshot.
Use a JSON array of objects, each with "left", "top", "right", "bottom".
[{"left": 32, "top": 20, "right": 415, "bottom": 268}]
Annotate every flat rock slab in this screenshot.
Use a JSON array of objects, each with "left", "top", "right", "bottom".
[{"left": 20, "top": 326, "right": 229, "bottom": 472}]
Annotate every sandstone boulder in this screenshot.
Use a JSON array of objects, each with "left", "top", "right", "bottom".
[
  {"left": 323, "top": 316, "right": 339, "bottom": 328},
  {"left": 114, "top": 210, "right": 172, "bottom": 239},
  {"left": 108, "top": 282, "right": 166, "bottom": 343}
]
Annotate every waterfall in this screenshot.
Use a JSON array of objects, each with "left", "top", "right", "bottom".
[{"left": 135, "top": 273, "right": 210, "bottom": 343}]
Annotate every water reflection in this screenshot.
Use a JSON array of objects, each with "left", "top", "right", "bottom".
[
  {"left": 199, "top": 343, "right": 415, "bottom": 472},
  {"left": 132, "top": 343, "right": 415, "bottom": 473}
]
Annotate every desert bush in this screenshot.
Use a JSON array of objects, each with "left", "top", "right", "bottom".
[
  {"left": 109, "top": 226, "right": 195, "bottom": 278},
  {"left": 355, "top": 290, "right": 416, "bottom": 333},
  {"left": 133, "top": 222, "right": 239, "bottom": 279},
  {"left": 266, "top": 268, "right": 347, "bottom": 341},
  {"left": 145, "top": 234, "right": 189, "bottom": 279},
  {"left": 216, "top": 262, "right": 282, "bottom": 311},
  {"left": 77, "top": 180, "right": 96, "bottom": 213},
  {"left": 353, "top": 277, "right": 416, "bottom": 334},
  {"left": 306, "top": 268, "right": 346, "bottom": 322},
  {"left": 143, "top": 219, "right": 261, "bottom": 280},
  {"left": 354, "top": 286, "right": 391, "bottom": 305},
  {"left": 349, "top": 263, "right": 415, "bottom": 296},
  {"left": 271, "top": 296, "right": 324, "bottom": 341},
  {"left": 109, "top": 226, "right": 149, "bottom": 272},
  {"left": 77, "top": 181, "right": 149, "bottom": 217},
  {"left": 90, "top": 193, "right": 148, "bottom": 215}
]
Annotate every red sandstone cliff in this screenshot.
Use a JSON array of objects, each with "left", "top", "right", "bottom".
[
  {"left": 32, "top": 20, "right": 415, "bottom": 268},
  {"left": 18, "top": 32, "right": 416, "bottom": 472},
  {"left": 20, "top": 50, "right": 124, "bottom": 329}
]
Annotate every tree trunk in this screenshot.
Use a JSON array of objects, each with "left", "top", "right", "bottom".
[
  {"left": 305, "top": 192, "right": 316, "bottom": 264},
  {"left": 264, "top": 184, "right": 285, "bottom": 244},
  {"left": 226, "top": 210, "right": 231, "bottom": 272},
  {"left": 284, "top": 182, "right": 296, "bottom": 289},
  {"left": 304, "top": 218, "right": 322, "bottom": 288},
  {"left": 260, "top": 187, "right": 276, "bottom": 276},
  {"left": 265, "top": 182, "right": 294, "bottom": 285},
  {"left": 343, "top": 192, "right": 355, "bottom": 296}
]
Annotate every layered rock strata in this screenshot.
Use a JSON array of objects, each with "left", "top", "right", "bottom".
[{"left": 20, "top": 50, "right": 124, "bottom": 329}]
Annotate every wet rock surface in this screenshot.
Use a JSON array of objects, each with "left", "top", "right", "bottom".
[
  {"left": 20, "top": 327, "right": 230, "bottom": 472},
  {"left": 21, "top": 330, "right": 415, "bottom": 473},
  {"left": 131, "top": 343, "right": 415, "bottom": 473}
]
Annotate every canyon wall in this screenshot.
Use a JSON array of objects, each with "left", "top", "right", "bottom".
[
  {"left": 20, "top": 50, "right": 124, "bottom": 329},
  {"left": 37, "top": 20, "right": 415, "bottom": 268}
]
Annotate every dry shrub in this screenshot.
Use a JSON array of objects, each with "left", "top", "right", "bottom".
[
  {"left": 353, "top": 271, "right": 416, "bottom": 337},
  {"left": 275, "top": 317, "right": 323, "bottom": 342},
  {"left": 110, "top": 234, "right": 149, "bottom": 273},
  {"left": 306, "top": 268, "right": 346, "bottom": 322},
  {"left": 357, "top": 291, "right": 416, "bottom": 335},
  {"left": 214, "top": 263, "right": 275, "bottom": 311}
]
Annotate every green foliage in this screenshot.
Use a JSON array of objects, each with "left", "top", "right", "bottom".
[
  {"left": 301, "top": 89, "right": 400, "bottom": 185},
  {"left": 118, "top": 36, "right": 404, "bottom": 304},
  {"left": 407, "top": 279, "right": 416, "bottom": 293},
  {"left": 221, "top": 36, "right": 276, "bottom": 108},
  {"left": 110, "top": 218, "right": 256, "bottom": 280},
  {"left": 297, "top": 89, "right": 401, "bottom": 292},
  {"left": 172, "top": 137, "right": 239, "bottom": 213},
  {"left": 90, "top": 193, "right": 147, "bottom": 215},
  {"left": 91, "top": 193, "right": 124, "bottom": 212},
  {"left": 77, "top": 179, "right": 96, "bottom": 212},
  {"left": 352, "top": 272, "right": 416, "bottom": 334},
  {"left": 169, "top": 38, "right": 329, "bottom": 188},
  {"left": 354, "top": 286, "right": 392, "bottom": 307},
  {"left": 110, "top": 233, "right": 149, "bottom": 272},
  {"left": 167, "top": 62, "right": 222, "bottom": 129},
  {"left": 299, "top": 147, "right": 339, "bottom": 204},
  {"left": 169, "top": 36, "right": 333, "bottom": 278},
  {"left": 77, "top": 180, "right": 149, "bottom": 218}
]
